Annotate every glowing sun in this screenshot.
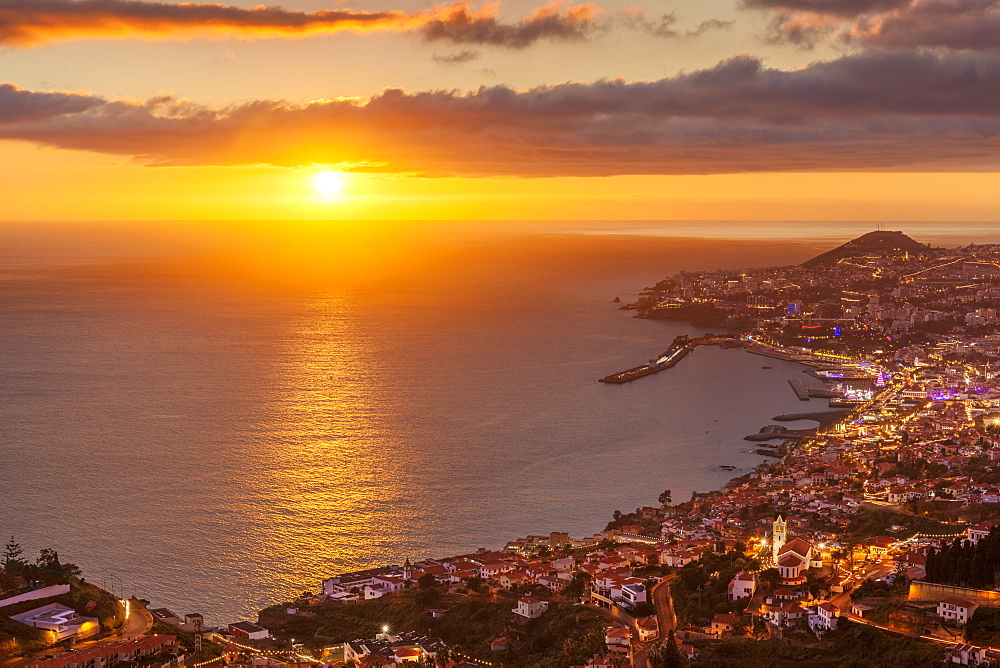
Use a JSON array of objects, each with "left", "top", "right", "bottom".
[{"left": 313, "top": 171, "right": 344, "bottom": 198}]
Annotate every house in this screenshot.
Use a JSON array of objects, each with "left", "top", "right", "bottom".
[
  {"left": 808, "top": 602, "right": 840, "bottom": 632},
  {"left": 678, "top": 644, "right": 700, "bottom": 661},
  {"left": 945, "top": 642, "right": 992, "bottom": 665},
  {"left": 711, "top": 613, "right": 741, "bottom": 636},
  {"left": 513, "top": 597, "right": 549, "bottom": 619},
  {"left": 968, "top": 520, "right": 1000, "bottom": 545},
  {"left": 620, "top": 583, "right": 647, "bottom": 608},
  {"left": 851, "top": 603, "right": 874, "bottom": 618},
  {"left": 636, "top": 616, "right": 658, "bottom": 642},
  {"left": 11, "top": 603, "right": 100, "bottom": 644},
  {"left": 229, "top": 621, "right": 271, "bottom": 640},
  {"left": 938, "top": 599, "right": 979, "bottom": 626},
  {"left": 604, "top": 627, "right": 630, "bottom": 647},
  {"left": 766, "top": 603, "right": 806, "bottom": 628},
  {"left": 490, "top": 637, "right": 510, "bottom": 651},
  {"left": 497, "top": 570, "right": 533, "bottom": 590},
  {"left": 728, "top": 571, "right": 757, "bottom": 600}
]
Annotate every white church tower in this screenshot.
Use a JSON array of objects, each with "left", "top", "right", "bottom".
[{"left": 772, "top": 515, "right": 787, "bottom": 563}]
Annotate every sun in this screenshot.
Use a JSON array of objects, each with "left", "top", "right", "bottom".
[{"left": 313, "top": 171, "right": 344, "bottom": 198}]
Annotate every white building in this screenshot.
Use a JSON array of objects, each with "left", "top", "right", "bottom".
[
  {"left": 620, "top": 583, "right": 647, "bottom": 608},
  {"left": 728, "top": 571, "right": 757, "bottom": 600},
  {"left": 938, "top": 599, "right": 979, "bottom": 626},
  {"left": 513, "top": 597, "right": 549, "bottom": 619},
  {"left": 11, "top": 603, "right": 100, "bottom": 643},
  {"left": 807, "top": 602, "right": 840, "bottom": 632}
]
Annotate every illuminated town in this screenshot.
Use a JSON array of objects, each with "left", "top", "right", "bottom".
[{"left": 10, "top": 230, "right": 1000, "bottom": 666}]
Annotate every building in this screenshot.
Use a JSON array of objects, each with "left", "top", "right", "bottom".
[
  {"left": 513, "top": 597, "right": 549, "bottom": 619},
  {"left": 967, "top": 521, "right": 1000, "bottom": 545},
  {"left": 772, "top": 516, "right": 787, "bottom": 563},
  {"left": 808, "top": 602, "right": 840, "bottom": 632},
  {"left": 28, "top": 635, "right": 179, "bottom": 668},
  {"left": 945, "top": 642, "right": 993, "bottom": 665},
  {"left": 228, "top": 621, "right": 271, "bottom": 640},
  {"left": 11, "top": 603, "right": 100, "bottom": 644},
  {"left": 710, "top": 613, "right": 740, "bottom": 636},
  {"left": 728, "top": 571, "right": 757, "bottom": 600},
  {"left": 938, "top": 599, "right": 979, "bottom": 626},
  {"left": 620, "top": 583, "right": 647, "bottom": 608},
  {"left": 344, "top": 631, "right": 447, "bottom": 664},
  {"left": 604, "top": 626, "right": 630, "bottom": 647}
]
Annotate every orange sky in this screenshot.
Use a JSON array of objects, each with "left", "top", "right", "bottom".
[{"left": 1, "top": 0, "right": 998, "bottom": 221}]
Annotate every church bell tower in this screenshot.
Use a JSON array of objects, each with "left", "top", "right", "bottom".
[{"left": 772, "top": 515, "right": 787, "bottom": 563}]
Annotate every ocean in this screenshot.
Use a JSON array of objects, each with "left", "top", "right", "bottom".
[{"left": 0, "top": 220, "right": 991, "bottom": 623}]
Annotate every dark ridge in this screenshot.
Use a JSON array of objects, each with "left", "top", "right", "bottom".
[{"left": 802, "top": 230, "right": 929, "bottom": 266}]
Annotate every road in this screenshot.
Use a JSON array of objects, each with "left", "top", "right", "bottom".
[{"left": 631, "top": 575, "right": 677, "bottom": 668}]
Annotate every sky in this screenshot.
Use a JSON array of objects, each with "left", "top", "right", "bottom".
[{"left": 1, "top": 0, "right": 999, "bottom": 220}]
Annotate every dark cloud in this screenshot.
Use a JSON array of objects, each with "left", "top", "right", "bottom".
[
  {"left": 3, "top": 51, "right": 1000, "bottom": 175},
  {"left": 847, "top": 0, "right": 1000, "bottom": 50},
  {"left": 0, "top": 0, "right": 433, "bottom": 46},
  {"left": 746, "top": 0, "right": 1000, "bottom": 50},
  {"left": 686, "top": 19, "right": 734, "bottom": 37},
  {"left": 432, "top": 49, "right": 481, "bottom": 63},
  {"left": 419, "top": 1, "right": 599, "bottom": 48},
  {"left": 0, "top": 0, "right": 614, "bottom": 49},
  {"left": 0, "top": 83, "right": 102, "bottom": 123},
  {"left": 741, "top": 0, "right": 909, "bottom": 17}
]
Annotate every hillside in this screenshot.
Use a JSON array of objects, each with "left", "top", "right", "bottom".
[{"left": 802, "top": 231, "right": 929, "bottom": 266}]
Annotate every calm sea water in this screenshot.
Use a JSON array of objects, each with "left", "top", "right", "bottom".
[{"left": 0, "top": 220, "right": 991, "bottom": 624}]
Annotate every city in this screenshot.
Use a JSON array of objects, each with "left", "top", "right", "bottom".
[{"left": 9, "top": 231, "right": 1000, "bottom": 665}]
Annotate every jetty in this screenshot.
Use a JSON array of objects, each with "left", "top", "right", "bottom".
[{"left": 599, "top": 335, "right": 731, "bottom": 384}]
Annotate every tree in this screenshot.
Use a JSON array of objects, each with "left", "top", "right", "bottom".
[
  {"left": 658, "top": 489, "right": 673, "bottom": 507},
  {"left": 418, "top": 573, "right": 436, "bottom": 589},
  {"left": 35, "top": 549, "right": 81, "bottom": 582},
  {"left": 758, "top": 568, "right": 781, "bottom": 591},
  {"left": 2, "top": 536, "right": 24, "bottom": 573}
]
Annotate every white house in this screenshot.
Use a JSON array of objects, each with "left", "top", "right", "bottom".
[
  {"left": 808, "top": 602, "right": 840, "bottom": 632},
  {"left": 938, "top": 599, "right": 979, "bottom": 626},
  {"left": 968, "top": 520, "right": 1000, "bottom": 545},
  {"left": 513, "top": 597, "right": 549, "bottom": 619},
  {"left": 765, "top": 603, "right": 806, "bottom": 628},
  {"left": 945, "top": 642, "right": 991, "bottom": 665},
  {"left": 621, "top": 583, "right": 647, "bottom": 608},
  {"left": 728, "top": 571, "right": 757, "bottom": 600}
]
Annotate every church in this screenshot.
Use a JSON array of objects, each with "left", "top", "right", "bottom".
[{"left": 772, "top": 516, "right": 824, "bottom": 585}]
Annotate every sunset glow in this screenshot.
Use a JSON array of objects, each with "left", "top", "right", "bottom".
[
  {"left": 313, "top": 171, "right": 344, "bottom": 199},
  {"left": 0, "top": 0, "right": 996, "bottom": 220}
]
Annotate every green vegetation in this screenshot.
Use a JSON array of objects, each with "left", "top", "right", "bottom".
[
  {"left": 691, "top": 619, "right": 946, "bottom": 667},
  {"left": 260, "top": 588, "right": 609, "bottom": 667},
  {"left": 844, "top": 507, "right": 950, "bottom": 541},
  {"left": 926, "top": 527, "right": 1000, "bottom": 588},
  {"left": 669, "top": 549, "right": 759, "bottom": 627},
  {"left": 966, "top": 607, "right": 1000, "bottom": 646}
]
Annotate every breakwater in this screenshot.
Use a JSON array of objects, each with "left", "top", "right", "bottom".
[{"left": 599, "top": 336, "right": 732, "bottom": 384}]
